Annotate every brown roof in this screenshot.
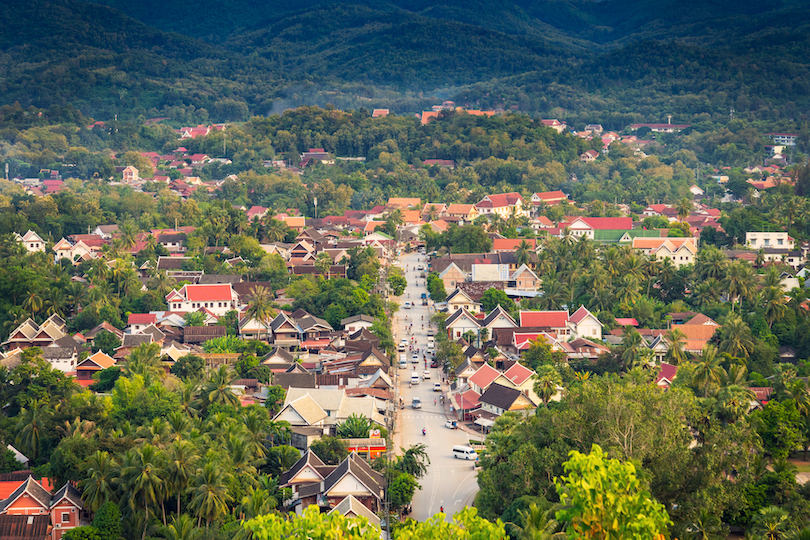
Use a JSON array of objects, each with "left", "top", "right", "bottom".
[
  {"left": 183, "top": 325, "right": 227, "bottom": 343},
  {"left": 0, "top": 514, "right": 50, "bottom": 540}
]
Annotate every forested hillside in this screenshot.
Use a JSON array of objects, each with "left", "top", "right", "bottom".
[{"left": 2, "top": 0, "right": 810, "bottom": 125}]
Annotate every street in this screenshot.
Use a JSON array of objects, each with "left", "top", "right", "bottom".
[{"left": 392, "top": 252, "right": 480, "bottom": 522}]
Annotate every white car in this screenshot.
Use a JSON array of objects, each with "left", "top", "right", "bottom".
[
  {"left": 412, "top": 354, "right": 419, "bottom": 364},
  {"left": 398, "top": 339, "right": 407, "bottom": 351},
  {"left": 404, "top": 302, "right": 412, "bottom": 309},
  {"left": 422, "top": 370, "right": 431, "bottom": 379}
]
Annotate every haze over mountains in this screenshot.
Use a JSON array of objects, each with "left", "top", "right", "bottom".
[{"left": 2, "top": 0, "right": 810, "bottom": 125}]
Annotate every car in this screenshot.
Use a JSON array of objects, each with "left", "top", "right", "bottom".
[
  {"left": 404, "top": 302, "right": 412, "bottom": 309},
  {"left": 417, "top": 264, "right": 424, "bottom": 270},
  {"left": 430, "top": 361, "right": 439, "bottom": 368},
  {"left": 422, "top": 370, "right": 431, "bottom": 379},
  {"left": 412, "top": 354, "right": 419, "bottom": 363},
  {"left": 434, "top": 382, "right": 442, "bottom": 392},
  {"left": 445, "top": 420, "right": 458, "bottom": 429},
  {"left": 427, "top": 328, "right": 435, "bottom": 336},
  {"left": 398, "top": 339, "right": 407, "bottom": 351},
  {"left": 412, "top": 397, "right": 422, "bottom": 409}
]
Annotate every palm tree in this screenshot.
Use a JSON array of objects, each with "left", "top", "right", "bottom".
[
  {"left": 761, "top": 286, "right": 787, "bottom": 329},
  {"left": 199, "top": 366, "right": 239, "bottom": 412},
  {"left": 189, "top": 458, "right": 233, "bottom": 528},
  {"left": 515, "top": 240, "right": 532, "bottom": 268},
  {"left": 265, "top": 446, "right": 301, "bottom": 476},
  {"left": 119, "top": 445, "right": 166, "bottom": 540},
  {"left": 336, "top": 413, "right": 374, "bottom": 438},
  {"left": 714, "top": 385, "right": 755, "bottom": 424},
  {"left": 396, "top": 444, "right": 430, "bottom": 479},
  {"left": 161, "top": 515, "right": 198, "bottom": 540},
  {"left": 120, "top": 220, "right": 139, "bottom": 250},
  {"left": 245, "top": 286, "right": 275, "bottom": 340},
  {"left": 43, "top": 287, "right": 67, "bottom": 318},
  {"left": 692, "top": 279, "right": 721, "bottom": 307},
  {"left": 65, "top": 282, "right": 86, "bottom": 315},
  {"left": 15, "top": 400, "right": 51, "bottom": 461},
  {"left": 723, "top": 260, "right": 756, "bottom": 311},
  {"left": 676, "top": 197, "right": 692, "bottom": 221},
  {"left": 684, "top": 507, "right": 728, "bottom": 540},
  {"left": 241, "top": 409, "right": 269, "bottom": 460},
  {"left": 752, "top": 506, "right": 792, "bottom": 540},
  {"left": 664, "top": 328, "right": 688, "bottom": 365},
  {"left": 539, "top": 277, "right": 568, "bottom": 311},
  {"left": 718, "top": 314, "right": 755, "bottom": 358},
  {"left": 125, "top": 343, "right": 165, "bottom": 380},
  {"left": 512, "top": 503, "right": 567, "bottom": 540},
  {"left": 695, "top": 246, "right": 728, "bottom": 281},
  {"left": 692, "top": 345, "right": 725, "bottom": 398},
  {"left": 164, "top": 441, "right": 198, "bottom": 516},
  {"left": 79, "top": 451, "right": 118, "bottom": 512},
  {"left": 266, "top": 420, "right": 292, "bottom": 447},
  {"left": 148, "top": 270, "right": 175, "bottom": 297},
  {"left": 533, "top": 366, "right": 562, "bottom": 407},
  {"left": 315, "top": 252, "right": 333, "bottom": 276},
  {"left": 237, "top": 487, "right": 277, "bottom": 521},
  {"left": 22, "top": 289, "right": 44, "bottom": 316}
]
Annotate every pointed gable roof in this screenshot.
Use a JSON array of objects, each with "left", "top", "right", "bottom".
[
  {"left": 50, "top": 482, "right": 83, "bottom": 509},
  {"left": 481, "top": 305, "right": 517, "bottom": 328},
  {"left": 569, "top": 306, "right": 601, "bottom": 326},
  {"left": 468, "top": 363, "right": 501, "bottom": 391},
  {"left": 0, "top": 477, "right": 51, "bottom": 513},
  {"left": 444, "top": 308, "right": 481, "bottom": 329},
  {"left": 279, "top": 448, "right": 328, "bottom": 486},
  {"left": 479, "top": 382, "right": 527, "bottom": 410},
  {"left": 77, "top": 351, "right": 115, "bottom": 370},
  {"left": 503, "top": 362, "right": 534, "bottom": 386},
  {"left": 328, "top": 494, "right": 381, "bottom": 526},
  {"left": 511, "top": 264, "right": 539, "bottom": 281},
  {"left": 322, "top": 453, "right": 385, "bottom": 500},
  {"left": 279, "top": 394, "right": 328, "bottom": 425}
]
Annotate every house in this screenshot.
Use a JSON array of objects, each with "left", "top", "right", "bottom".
[
  {"left": 474, "top": 193, "right": 527, "bottom": 218},
  {"left": 560, "top": 338, "right": 610, "bottom": 361},
  {"left": 52, "top": 238, "right": 93, "bottom": 265},
  {"left": 340, "top": 315, "right": 375, "bottom": 334},
  {"left": 446, "top": 204, "right": 478, "bottom": 221},
  {"left": 568, "top": 306, "right": 603, "bottom": 340},
  {"left": 531, "top": 191, "right": 569, "bottom": 206},
  {"left": 510, "top": 264, "right": 540, "bottom": 291},
  {"left": 632, "top": 238, "right": 697, "bottom": 268},
  {"left": 328, "top": 494, "right": 381, "bottom": 528},
  {"left": 445, "top": 288, "right": 481, "bottom": 314},
  {"left": 438, "top": 262, "right": 467, "bottom": 292},
  {"left": 655, "top": 363, "right": 678, "bottom": 388},
  {"left": 541, "top": 119, "right": 567, "bottom": 133},
  {"left": 74, "top": 351, "right": 116, "bottom": 387},
  {"left": 281, "top": 451, "right": 386, "bottom": 519},
  {"left": 445, "top": 308, "right": 482, "bottom": 340},
  {"left": 165, "top": 284, "right": 239, "bottom": 316},
  {"left": 689, "top": 185, "right": 705, "bottom": 196},
  {"left": 371, "top": 109, "right": 389, "bottom": 118},
  {"left": 518, "top": 311, "right": 570, "bottom": 337},
  {"left": 492, "top": 238, "right": 536, "bottom": 252},
  {"left": 127, "top": 313, "right": 157, "bottom": 334},
  {"left": 580, "top": 150, "right": 599, "bottom": 162},
  {"left": 478, "top": 383, "right": 536, "bottom": 416},
  {"left": 275, "top": 388, "right": 385, "bottom": 439},
  {"left": 0, "top": 476, "right": 83, "bottom": 540},
  {"left": 14, "top": 231, "right": 45, "bottom": 253},
  {"left": 746, "top": 232, "right": 794, "bottom": 250},
  {"left": 2, "top": 316, "right": 67, "bottom": 351},
  {"left": 560, "top": 217, "right": 633, "bottom": 240},
  {"left": 386, "top": 198, "right": 421, "bottom": 210},
  {"left": 122, "top": 166, "right": 139, "bottom": 183},
  {"left": 480, "top": 305, "right": 518, "bottom": 333}
]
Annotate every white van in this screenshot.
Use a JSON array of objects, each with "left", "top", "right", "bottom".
[
  {"left": 452, "top": 445, "right": 478, "bottom": 460},
  {"left": 399, "top": 359, "right": 408, "bottom": 369},
  {"left": 410, "top": 372, "right": 420, "bottom": 385}
]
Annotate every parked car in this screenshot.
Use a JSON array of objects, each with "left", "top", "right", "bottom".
[
  {"left": 445, "top": 420, "right": 458, "bottom": 429},
  {"left": 422, "top": 370, "right": 431, "bottom": 379}
]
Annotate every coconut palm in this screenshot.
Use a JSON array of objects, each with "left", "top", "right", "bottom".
[
  {"left": 695, "top": 246, "right": 728, "bottom": 281},
  {"left": 119, "top": 445, "right": 166, "bottom": 539},
  {"left": 315, "top": 252, "right": 333, "bottom": 276},
  {"left": 397, "top": 444, "right": 431, "bottom": 480},
  {"left": 512, "top": 503, "right": 567, "bottom": 540},
  {"left": 723, "top": 260, "right": 756, "bottom": 311},
  {"left": 79, "top": 451, "right": 118, "bottom": 512},
  {"left": 714, "top": 385, "right": 755, "bottom": 424},
  {"left": 15, "top": 400, "right": 52, "bottom": 461},
  {"left": 684, "top": 507, "right": 728, "bottom": 540},
  {"left": 125, "top": 343, "right": 165, "bottom": 380},
  {"left": 189, "top": 458, "right": 233, "bottom": 528},
  {"left": 245, "top": 286, "right": 275, "bottom": 340},
  {"left": 148, "top": 270, "right": 175, "bottom": 297},
  {"left": 752, "top": 506, "right": 792, "bottom": 540},
  {"left": 761, "top": 286, "right": 787, "bottom": 329},
  {"left": 161, "top": 515, "right": 198, "bottom": 540},
  {"left": 692, "top": 345, "right": 725, "bottom": 398},
  {"left": 241, "top": 409, "right": 269, "bottom": 460},
  {"left": 22, "top": 289, "right": 44, "bottom": 316},
  {"left": 664, "top": 328, "right": 688, "bottom": 365},
  {"left": 692, "top": 279, "right": 721, "bottom": 307},
  {"left": 677, "top": 197, "right": 692, "bottom": 221},
  {"left": 198, "top": 366, "right": 239, "bottom": 412},
  {"left": 516, "top": 240, "right": 533, "bottom": 268},
  {"left": 718, "top": 314, "right": 755, "bottom": 358}
]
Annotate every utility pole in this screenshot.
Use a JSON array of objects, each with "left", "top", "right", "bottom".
[{"left": 314, "top": 197, "right": 318, "bottom": 220}]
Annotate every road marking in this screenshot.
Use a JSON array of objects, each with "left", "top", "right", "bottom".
[{"left": 452, "top": 469, "right": 478, "bottom": 500}]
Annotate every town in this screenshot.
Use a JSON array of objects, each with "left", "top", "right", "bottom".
[{"left": 2, "top": 104, "right": 810, "bottom": 540}]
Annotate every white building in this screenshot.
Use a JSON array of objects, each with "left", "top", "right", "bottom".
[
  {"left": 165, "top": 284, "right": 239, "bottom": 316},
  {"left": 746, "top": 232, "right": 794, "bottom": 250}
]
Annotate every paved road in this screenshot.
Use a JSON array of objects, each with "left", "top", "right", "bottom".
[{"left": 393, "top": 252, "right": 480, "bottom": 522}]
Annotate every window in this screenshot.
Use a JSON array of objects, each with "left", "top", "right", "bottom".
[
  {"left": 62, "top": 513, "right": 70, "bottom": 523},
  {"left": 778, "top": 238, "right": 784, "bottom": 245},
  {"left": 764, "top": 239, "right": 770, "bottom": 246}
]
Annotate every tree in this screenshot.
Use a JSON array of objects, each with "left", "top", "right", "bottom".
[
  {"left": 183, "top": 311, "right": 207, "bottom": 327},
  {"left": 315, "top": 252, "right": 333, "bottom": 276},
  {"left": 717, "top": 314, "right": 755, "bottom": 358},
  {"left": 516, "top": 240, "right": 533, "bottom": 268},
  {"left": 198, "top": 366, "right": 238, "bottom": 412},
  {"left": 479, "top": 288, "right": 515, "bottom": 315},
  {"left": 522, "top": 339, "right": 566, "bottom": 372},
  {"left": 663, "top": 328, "right": 687, "bottom": 365},
  {"left": 119, "top": 445, "right": 166, "bottom": 540},
  {"left": 265, "top": 446, "right": 301, "bottom": 476},
  {"left": 92, "top": 331, "right": 120, "bottom": 356},
  {"left": 336, "top": 413, "right": 375, "bottom": 438},
  {"left": 14, "top": 400, "right": 52, "bottom": 462},
  {"left": 92, "top": 502, "right": 123, "bottom": 540},
  {"left": 170, "top": 355, "right": 205, "bottom": 381},
  {"left": 761, "top": 286, "right": 787, "bottom": 329},
  {"left": 752, "top": 506, "right": 792, "bottom": 540},
  {"left": 533, "top": 365, "right": 562, "bottom": 407},
  {"left": 263, "top": 386, "right": 287, "bottom": 417},
  {"left": 388, "top": 472, "right": 420, "bottom": 511},
  {"left": 79, "top": 451, "right": 118, "bottom": 512},
  {"left": 692, "top": 345, "right": 725, "bottom": 398},
  {"left": 244, "top": 286, "right": 276, "bottom": 340},
  {"left": 387, "top": 270, "right": 407, "bottom": 296},
  {"left": 309, "top": 436, "right": 348, "bottom": 465},
  {"left": 752, "top": 400, "right": 804, "bottom": 459},
  {"left": 62, "top": 527, "right": 101, "bottom": 540},
  {"left": 554, "top": 444, "right": 671, "bottom": 540},
  {"left": 189, "top": 458, "right": 233, "bottom": 528},
  {"left": 395, "top": 444, "right": 431, "bottom": 479}
]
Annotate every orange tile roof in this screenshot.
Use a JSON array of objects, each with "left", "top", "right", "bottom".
[
  {"left": 493, "top": 238, "right": 536, "bottom": 251},
  {"left": 447, "top": 204, "right": 475, "bottom": 214}
]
